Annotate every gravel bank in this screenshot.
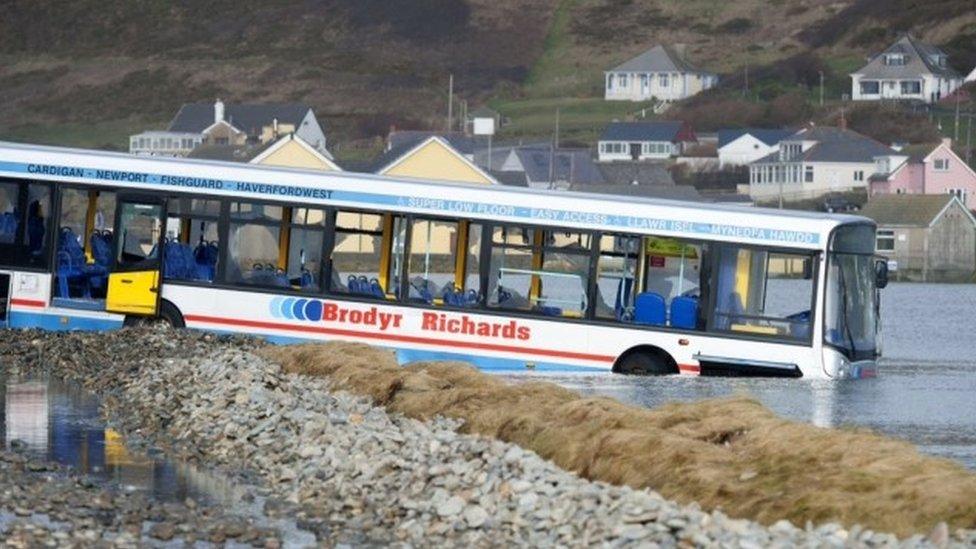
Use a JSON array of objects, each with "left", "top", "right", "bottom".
[{"left": 1, "top": 327, "right": 974, "bottom": 547}]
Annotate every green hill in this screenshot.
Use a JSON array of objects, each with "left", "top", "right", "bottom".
[{"left": 0, "top": 0, "right": 973, "bottom": 155}]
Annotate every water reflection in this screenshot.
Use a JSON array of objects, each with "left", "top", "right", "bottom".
[{"left": 0, "top": 376, "right": 240, "bottom": 503}]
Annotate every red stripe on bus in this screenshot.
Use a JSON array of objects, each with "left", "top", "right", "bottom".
[
  {"left": 184, "top": 313, "right": 618, "bottom": 364},
  {"left": 10, "top": 299, "right": 46, "bottom": 308},
  {"left": 678, "top": 363, "right": 701, "bottom": 374}
]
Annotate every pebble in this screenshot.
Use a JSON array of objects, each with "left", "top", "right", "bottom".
[{"left": 1, "top": 327, "right": 974, "bottom": 547}]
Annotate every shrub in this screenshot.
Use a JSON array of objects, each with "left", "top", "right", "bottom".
[{"left": 715, "top": 17, "right": 754, "bottom": 35}]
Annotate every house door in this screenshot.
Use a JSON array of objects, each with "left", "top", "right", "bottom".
[
  {"left": 105, "top": 197, "right": 165, "bottom": 317},
  {"left": 630, "top": 143, "right": 641, "bottom": 160}
]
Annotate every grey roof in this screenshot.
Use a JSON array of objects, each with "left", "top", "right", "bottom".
[
  {"left": 853, "top": 35, "right": 960, "bottom": 80},
  {"left": 185, "top": 141, "right": 273, "bottom": 163},
  {"left": 609, "top": 45, "right": 711, "bottom": 75},
  {"left": 168, "top": 103, "right": 312, "bottom": 134},
  {"left": 489, "top": 170, "right": 528, "bottom": 187},
  {"left": 596, "top": 162, "right": 675, "bottom": 186},
  {"left": 568, "top": 183, "right": 702, "bottom": 201},
  {"left": 753, "top": 126, "right": 895, "bottom": 164},
  {"left": 514, "top": 147, "right": 605, "bottom": 185},
  {"left": 860, "top": 194, "right": 961, "bottom": 227},
  {"left": 600, "top": 121, "right": 684, "bottom": 142},
  {"left": 717, "top": 128, "right": 793, "bottom": 148},
  {"left": 468, "top": 106, "right": 500, "bottom": 119}
]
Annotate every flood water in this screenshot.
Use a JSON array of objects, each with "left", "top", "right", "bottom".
[
  {"left": 0, "top": 376, "right": 241, "bottom": 503},
  {"left": 523, "top": 283, "right": 976, "bottom": 469}
]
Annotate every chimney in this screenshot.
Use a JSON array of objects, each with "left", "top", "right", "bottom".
[
  {"left": 941, "top": 137, "right": 952, "bottom": 148},
  {"left": 214, "top": 99, "right": 225, "bottom": 124},
  {"left": 273, "top": 118, "right": 279, "bottom": 139}
]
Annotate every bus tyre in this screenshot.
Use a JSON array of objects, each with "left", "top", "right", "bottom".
[
  {"left": 124, "top": 301, "right": 185, "bottom": 329},
  {"left": 616, "top": 349, "right": 678, "bottom": 376}
]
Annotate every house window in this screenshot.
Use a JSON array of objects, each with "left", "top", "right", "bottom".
[
  {"left": 618, "top": 74, "right": 628, "bottom": 87},
  {"left": 884, "top": 54, "right": 906, "bottom": 66},
  {"left": 900, "top": 81, "right": 921, "bottom": 95},
  {"left": 854, "top": 171, "right": 864, "bottom": 182},
  {"left": 933, "top": 158, "right": 949, "bottom": 171},
  {"left": 660, "top": 74, "right": 669, "bottom": 88},
  {"left": 876, "top": 230, "right": 895, "bottom": 252},
  {"left": 607, "top": 74, "right": 613, "bottom": 90},
  {"left": 804, "top": 166, "right": 814, "bottom": 183},
  {"left": 947, "top": 189, "right": 967, "bottom": 204},
  {"left": 895, "top": 188, "right": 906, "bottom": 194},
  {"left": 640, "top": 74, "right": 648, "bottom": 91},
  {"left": 860, "top": 81, "right": 880, "bottom": 95}
]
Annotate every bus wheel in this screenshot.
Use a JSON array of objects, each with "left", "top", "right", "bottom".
[
  {"left": 124, "top": 300, "right": 185, "bottom": 329},
  {"left": 615, "top": 348, "right": 678, "bottom": 376}
]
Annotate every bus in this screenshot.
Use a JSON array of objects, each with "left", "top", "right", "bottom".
[{"left": 0, "top": 141, "right": 887, "bottom": 379}]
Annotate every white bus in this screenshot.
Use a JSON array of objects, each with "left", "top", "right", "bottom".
[{"left": 0, "top": 142, "right": 887, "bottom": 379}]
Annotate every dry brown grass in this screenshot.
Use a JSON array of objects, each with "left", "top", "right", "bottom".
[{"left": 265, "top": 343, "right": 976, "bottom": 536}]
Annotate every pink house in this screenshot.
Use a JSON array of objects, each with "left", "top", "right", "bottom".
[{"left": 870, "top": 139, "right": 976, "bottom": 207}]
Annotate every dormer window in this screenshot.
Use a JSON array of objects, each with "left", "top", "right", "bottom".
[
  {"left": 884, "top": 54, "right": 906, "bottom": 66},
  {"left": 779, "top": 142, "right": 802, "bottom": 161}
]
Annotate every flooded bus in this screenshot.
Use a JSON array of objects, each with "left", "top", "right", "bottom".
[{"left": 0, "top": 142, "right": 886, "bottom": 378}]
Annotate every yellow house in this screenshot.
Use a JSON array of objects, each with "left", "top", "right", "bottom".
[
  {"left": 375, "top": 136, "right": 496, "bottom": 185},
  {"left": 249, "top": 133, "right": 341, "bottom": 171}
]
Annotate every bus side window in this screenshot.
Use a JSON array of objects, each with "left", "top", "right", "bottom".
[
  {"left": 709, "top": 245, "right": 814, "bottom": 340},
  {"left": 164, "top": 198, "right": 220, "bottom": 284},
  {"left": 226, "top": 201, "right": 284, "bottom": 288},
  {"left": 0, "top": 181, "right": 52, "bottom": 270},
  {"left": 594, "top": 234, "right": 640, "bottom": 321},
  {"left": 330, "top": 210, "right": 393, "bottom": 299},
  {"left": 486, "top": 225, "right": 534, "bottom": 311},
  {"left": 404, "top": 217, "right": 459, "bottom": 305},
  {"left": 636, "top": 237, "right": 703, "bottom": 330},
  {"left": 287, "top": 208, "right": 326, "bottom": 291},
  {"left": 53, "top": 187, "right": 114, "bottom": 299}
]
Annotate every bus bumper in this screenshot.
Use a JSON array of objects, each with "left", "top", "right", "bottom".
[{"left": 823, "top": 348, "right": 878, "bottom": 379}]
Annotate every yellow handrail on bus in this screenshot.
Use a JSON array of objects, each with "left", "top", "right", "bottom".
[
  {"left": 83, "top": 190, "right": 98, "bottom": 262},
  {"left": 454, "top": 220, "right": 469, "bottom": 290},
  {"left": 529, "top": 229, "right": 543, "bottom": 300},
  {"left": 377, "top": 213, "right": 393, "bottom": 292}
]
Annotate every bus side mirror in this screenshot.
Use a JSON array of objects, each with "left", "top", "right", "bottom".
[{"left": 874, "top": 259, "right": 889, "bottom": 289}]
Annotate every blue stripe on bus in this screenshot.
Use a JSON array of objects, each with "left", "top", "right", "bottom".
[
  {"left": 8, "top": 310, "right": 124, "bottom": 331},
  {"left": 0, "top": 160, "right": 821, "bottom": 246}
]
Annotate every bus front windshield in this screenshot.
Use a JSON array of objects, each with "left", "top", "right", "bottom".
[{"left": 824, "top": 253, "right": 878, "bottom": 359}]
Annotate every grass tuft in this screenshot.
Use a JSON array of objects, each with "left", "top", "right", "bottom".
[{"left": 266, "top": 342, "right": 976, "bottom": 536}]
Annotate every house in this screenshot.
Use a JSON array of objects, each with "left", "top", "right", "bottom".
[
  {"left": 851, "top": 35, "right": 963, "bottom": 103},
  {"left": 187, "top": 133, "right": 341, "bottom": 171},
  {"left": 717, "top": 128, "right": 793, "bottom": 168},
  {"left": 130, "top": 100, "right": 328, "bottom": 157},
  {"left": 604, "top": 45, "right": 717, "bottom": 102},
  {"left": 597, "top": 121, "right": 696, "bottom": 162},
  {"left": 870, "top": 138, "right": 976, "bottom": 206},
  {"left": 861, "top": 194, "right": 976, "bottom": 282},
  {"left": 371, "top": 135, "right": 496, "bottom": 185},
  {"left": 465, "top": 106, "right": 503, "bottom": 133},
  {"left": 512, "top": 147, "right": 604, "bottom": 190},
  {"left": 967, "top": 65, "right": 976, "bottom": 83},
  {"left": 748, "top": 125, "right": 899, "bottom": 202}
]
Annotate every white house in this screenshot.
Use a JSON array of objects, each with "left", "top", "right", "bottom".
[
  {"left": 604, "top": 45, "right": 717, "bottom": 103},
  {"left": 597, "top": 121, "right": 696, "bottom": 162},
  {"left": 717, "top": 128, "right": 793, "bottom": 168},
  {"left": 748, "top": 126, "right": 901, "bottom": 202},
  {"left": 850, "top": 35, "right": 963, "bottom": 104},
  {"left": 966, "top": 65, "right": 976, "bottom": 83},
  {"left": 130, "top": 100, "right": 328, "bottom": 157}
]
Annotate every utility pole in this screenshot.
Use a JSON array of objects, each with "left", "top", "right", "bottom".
[
  {"left": 548, "top": 109, "right": 559, "bottom": 190},
  {"left": 743, "top": 64, "right": 749, "bottom": 97},
  {"left": 954, "top": 91, "right": 961, "bottom": 143},
  {"left": 967, "top": 111, "right": 973, "bottom": 167},
  {"left": 818, "top": 71, "right": 824, "bottom": 107},
  {"left": 447, "top": 73, "right": 454, "bottom": 132}
]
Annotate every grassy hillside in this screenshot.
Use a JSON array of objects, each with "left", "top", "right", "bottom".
[{"left": 0, "top": 0, "right": 973, "bottom": 153}]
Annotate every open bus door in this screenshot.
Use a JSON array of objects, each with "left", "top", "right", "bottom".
[{"left": 105, "top": 197, "right": 164, "bottom": 317}]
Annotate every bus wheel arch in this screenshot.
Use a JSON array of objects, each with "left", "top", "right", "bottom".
[
  {"left": 613, "top": 345, "right": 679, "bottom": 376},
  {"left": 123, "top": 299, "right": 185, "bottom": 329}
]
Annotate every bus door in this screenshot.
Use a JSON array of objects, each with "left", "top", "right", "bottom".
[{"left": 105, "top": 198, "right": 165, "bottom": 317}]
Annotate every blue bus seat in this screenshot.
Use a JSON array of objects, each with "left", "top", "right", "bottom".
[
  {"left": 670, "top": 295, "right": 699, "bottom": 330},
  {"left": 347, "top": 275, "right": 360, "bottom": 294},
  {"left": 633, "top": 292, "right": 666, "bottom": 325},
  {"left": 369, "top": 278, "right": 385, "bottom": 298},
  {"left": 0, "top": 212, "right": 19, "bottom": 243}
]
